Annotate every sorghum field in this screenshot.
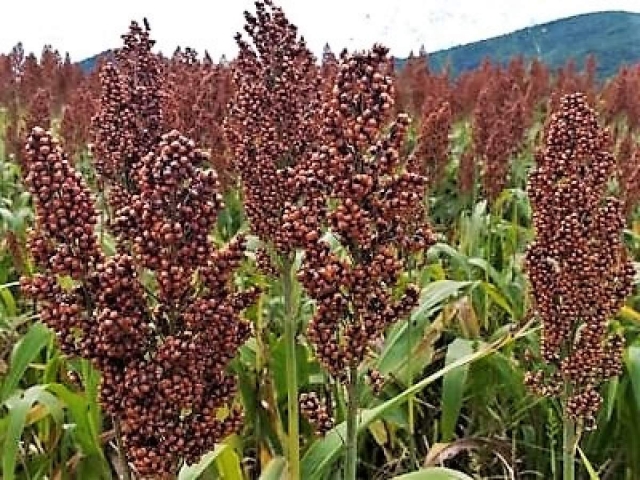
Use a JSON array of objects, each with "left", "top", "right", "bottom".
[{"left": 2, "top": 2, "right": 640, "bottom": 480}]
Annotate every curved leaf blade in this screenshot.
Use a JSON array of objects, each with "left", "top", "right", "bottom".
[{"left": 389, "top": 467, "right": 474, "bottom": 480}]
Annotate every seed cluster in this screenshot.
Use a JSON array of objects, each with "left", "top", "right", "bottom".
[
  {"left": 299, "top": 391, "right": 335, "bottom": 436},
  {"left": 225, "top": 0, "right": 323, "bottom": 255},
  {"left": 471, "top": 72, "right": 529, "bottom": 202},
  {"left": 60, "top": 83, "right": 97, "bottom": 160},
  {"left": 164, "top": 48, "right": 234, "bottom": 188},
  {"left": 524, "top": 92, "right": 634, "bottom": 426},
  {"left": 615, "top": 132, "right": 640, "bottom": 219},
  {"left": 91, "top": 19, "right": 163, "bottom": 218},
  {"left": 409, "top": 100, "right": 452, "bottom": 188},
  {"left": 20, "top": 127, "right": 103, "bottom": 355},
  {"left": 22, "top": 128, "right": 257, "bottom": 476},
  {"left": 25, "top": 88, "right": 52, "bottom": 132},
  {"left": 297, "top": 45, "right": 436, "bottom": 381}
]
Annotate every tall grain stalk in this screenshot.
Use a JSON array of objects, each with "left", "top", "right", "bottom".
[
  {"left": 562, "top": 405, "right": 576, "bottom": 480},
  {"left": 282, "top": 256, "right": 300, "bottom": 479},
  {"left": 344, "top": 365, "right": 359, "bottom": 480},
  {"left": 297, "top": 44, "right": 436, "bottom": 480},
  {"left": 224, "top": 3, "right": 323, "bottom": 477},
  {"left": 524, "top": 92, "right": 634, "bottom": 480}
]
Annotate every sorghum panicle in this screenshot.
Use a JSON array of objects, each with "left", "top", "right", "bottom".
[
  {"left": 225, "top": 0, "right": 323, "bottom": 255},
  {"left": 25, "top": 88, "right": 52, "bottom": 132},
  {"left": 298, "top": 45, "right": 436, "bottom": 381},
  {"left": 300, "top": 391, "right": 335, "bottom": 436},
  {"left": 524, "top": 92, "right": 634, "bottom": 427},
  {"left": 22, "top": 128, "right": 257, "bottom": 477},
  {"left": 409, "top": 100, "right": 452, "bottom": 188}
]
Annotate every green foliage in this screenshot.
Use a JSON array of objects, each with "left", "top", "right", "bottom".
[{"left": 389, "top": 468, "right": 474, "bottom": 480}]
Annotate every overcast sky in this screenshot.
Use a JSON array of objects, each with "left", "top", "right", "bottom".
[{"left": 2, "top": 0, "right": 639, "bottom": 61}]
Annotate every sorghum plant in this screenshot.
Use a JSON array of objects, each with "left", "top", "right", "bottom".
[
  {"left": 409, "top": 100, "right": 452, "bottom": 190},
  {"left": 60, "top": 81, "right": 97, "bottom": 161},
  {"left": 224, "top": 2, "right": 323, "bottom": 477},
  {"left": 20, "top": 19, "right": 257, "bottom": 478},
  {"left": 524, "top": 92, "right": 634, "bottom": 479},
  {"left": 164, "top": 48, "right": 235, "bottom": 189},
  {"left": 615, "top": 132, "right": 640, "bottom": 219},
  {"left": 21, "top": 127, "right": 256, "bottom": 477},
  {"left": 25, "top": 87, "right": 52, "bottom": 132},
  {"left": 296, "top": 44, "right": 436, "bottom": 479}
]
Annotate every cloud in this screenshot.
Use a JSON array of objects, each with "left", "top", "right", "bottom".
[{"left": 1, "top": 0, "right": 639, "bottom": 60}]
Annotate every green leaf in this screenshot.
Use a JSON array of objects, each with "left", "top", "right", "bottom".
[
  {"left": 213, "top": 444, "right": 244, "bottom": 479},
  {"left": 300, "top": 332, "right": 520, "bottom": 480},
  {"left": 258, "top": 457, "right": 286, "bottom": 480},
  {"left": 2, "top": 386, "right": 62, "bottom": 480},
  {"left": 377, "top": 280, "right": 473, "bottom": 382},
  {"left": 178, "top": 444, "right": 241, "bottom": 480},
  {"left": 604, "top": 377, "right": 619, "bottom": 423},
  {"left": 478, "top": 281, "right": 514, "bottom": 317},
  {"left": 0, "top": 286, "right": 16, "bottom": 317},
  {"left": 46, "top": 383, "right": 105, "bottom": 459},
  {"left": 410, "top": 280, "right": 475, "bottom": 322},
  {"left": 577, "top": 446, "right": 601, "bottom": 480},
  {"left": 1, "top": 322, "right": 51, "bottom": 402},
  {"left": 270, "top": 340, "right": 310, "bottom": 398},
  {"left": 626, "top": 344, "right": 640, "bottom": 410},
  {"left": 440, "top": 339, "right": 473, "bottom": 441},
  {"left": 388, "top": 467, "right": 474, "bottom": 480}
]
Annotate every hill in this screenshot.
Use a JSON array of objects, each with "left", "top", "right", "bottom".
[
  {"left": 78, "top": 50, "right": 112, "bottom": 72},
  {"left": 407, "top": 11, "right": 640, "bottom": 78},
  {"left": 78, "top": 11, "right": 640, "bottom": 79}
]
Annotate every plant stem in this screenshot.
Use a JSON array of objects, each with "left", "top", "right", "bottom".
[
  {"left": 407, "top": 260, "right": 418, "bottom": 468},
  {"left": 282, "top": 257, "right": 300, "bottom": 480},
  {"left": 345, "top": 365, "right": 359, "bottom": 480},
  {"left": 113, "top": 416, "right": 132, "bottom": 480},
  {"left": 563, "top": 411, "right": 576, "bottom": 480}
]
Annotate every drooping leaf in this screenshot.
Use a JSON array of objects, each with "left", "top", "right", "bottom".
[
  {"left": 377, "top": 280, "right": 473, "bottom": 380},
  {"left": 440, "top": 339, "right": 473, "bottom": 441}
]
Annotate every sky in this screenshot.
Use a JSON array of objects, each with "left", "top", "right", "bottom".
[{"left": 1, "top": 0, "right": 640, "bottom": 61}]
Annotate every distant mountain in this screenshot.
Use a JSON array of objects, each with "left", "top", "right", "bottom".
[
  {"left": 401, "top": 11, "right": 640, "bottom": 78},
  {"left": 78, "top": 11, "right": 640, "bottom": 79},
  {"left": 78, "top": 50, "right": 112, "bottom": 72}
]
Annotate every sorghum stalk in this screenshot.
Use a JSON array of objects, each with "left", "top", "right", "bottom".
[
  {"left": 282, "top": 256, "right": 300, "bottom": 479},
  {"left": 224, "top": 2, "right": 324, "bottom": 477},
  {"left": 562, "top": 393, "right": 576, "bottom": 480},
  {"left": 345, "top": 365, "right": 359, "bottom": 480}
]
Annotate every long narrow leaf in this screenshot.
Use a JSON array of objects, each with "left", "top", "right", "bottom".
[
  {"left": 440, "top": 339, "right": 473, "bottom": 441},
  {"left": 3, "top": 386, "right": 61, "bottom": 480},
  {"left": 259, "top": 457, "right": 286, "bottom": 480},
  {"left": 178, "top": 444, "right": 240, "bottom": 480},
  {"left": 1, "top": 322, "right": 51, "bottom": 402},
  {"left": 300, "top": 328, "right": 526, "bottom": 479}
]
